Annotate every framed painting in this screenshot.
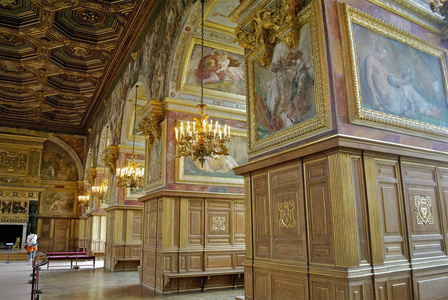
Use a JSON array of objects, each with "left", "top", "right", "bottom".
[
  {"left": 247, "top": 1, "right": 331, "bottom": 154},
  {"left": 339, "top": 3, "right": 448, "bottom": 139},
  {"left": 179, "top": 37, "right": 245, "bottom": 101},
  {"left": 144, "top": 120, "right": 166, "bottom": 191},
  {"left": 39, "top": 187, "right": 77, "bottom": 217},
  {"left": 176, "top": 127, "right": 248, "bottom": 186}
]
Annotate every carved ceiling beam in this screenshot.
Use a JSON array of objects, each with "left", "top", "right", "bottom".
[
  {"left": 31, "top": 0, "right": 78, "bottom": 13},
  {"left": 103, "top": 145, "right": 118, "bottom": 175},
  {"left": 77, "top": 0, "right": 137, "bottom": 13},
  {"left": 234, "top": 0, "right": 304, "bottom": 68}
]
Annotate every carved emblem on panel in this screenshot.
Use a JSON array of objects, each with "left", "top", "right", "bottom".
[
  {"left": 0, "top": 151, "right": 27, "bottom": 173},
  {"left": 0, "top": 200, "right": 28, "bottom": 214},
  {"left": 212, "top": 216, "right": 226, "bottom": 231},
  {"left": 70, "top": 46, "right": 89, "bottom": 57},
  {"left": 278, "top": 199, "right": 296, "bottom": 229},
  {"left": 81, "top": 11, "right": 99, "bottom": 22},
  {"left": 414, "top": 195, "right": 434, "bottom": 225}
]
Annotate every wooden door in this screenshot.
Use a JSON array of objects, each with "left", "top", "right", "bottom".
[{"left": 53, "top": 219, "right": 70, "bottom": 252}]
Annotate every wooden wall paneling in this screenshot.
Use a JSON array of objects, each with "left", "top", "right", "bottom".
[
  {"left": 244, "top": 175, "right": 254, "bottom": 299},
  {"left": 187, "top": 198, "right": 204, "bottom": 248},
  {"left": 400, "top": 161, "right": 445, "bottom": 262},
  {"left": 234, "top": 200, "right": 245, "bottom": 245},
  {"left": 328, "top": 152, "right": 360, "bottom": 267},
  {"left": 54, "top": 219, "right": 70, "bottom": 252},
  {"left": 205, "top": 199, "right": 231, "bottom": 247},
  {"left": 254, "top": 269, "right": 271, "bottom": 300},
  {"left": 271, "top": 272, "right": 308, "bottom": 299},
  {"left": 438, "top": 167, "right": 448, "bottom": 254},
  {"left": 148, "top": 200, "right": 157, "bottom": 246},
  {"left": 304, "top": 156, "right": 334, "bottom": 265},
  {"left": 269, "top": 160, "right": 306, "bottom": 264},
  {"left": 252, "top": 172, "right": 270, "bottom": 259}
]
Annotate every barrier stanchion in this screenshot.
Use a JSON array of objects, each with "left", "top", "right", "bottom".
[{"left": 31, "top": 261, "right": 47, "bottom": 300}]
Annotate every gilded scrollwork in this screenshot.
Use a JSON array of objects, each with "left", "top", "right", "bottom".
[
  {"left": 234, "top": 0, "right": 304, "bottom": 68},
  {"left": 86, "top": 167, "right": 97, "bottom": 186},
  {"left": 138, "top": 100, "right": 163, "bottom": 143},
  {"left": 0, "top": 151, "right": 27, "bottom": 173},
  {"left": 102, "top": 146, "right": 118, "bottom": 175}
]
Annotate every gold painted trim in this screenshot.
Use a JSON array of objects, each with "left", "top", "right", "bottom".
[
  {"left": 247, "top": 1, "right": 332, "bottom": 155},
  {"left": 367, "top": 0, "right": 443, "bottom": 33},
  {"left": 338, "top": 3, "right": 448, "bottom": 140},
  {"left": 178, "top": 37, "right": 246, "bottom": 102},
  {"left": 176, "top": 126, "right": 246, "bottom": 186}
]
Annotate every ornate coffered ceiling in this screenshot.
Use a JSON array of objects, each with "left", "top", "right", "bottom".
[{"left": 0, "top": 0, "right": 156, "bottom": 134}]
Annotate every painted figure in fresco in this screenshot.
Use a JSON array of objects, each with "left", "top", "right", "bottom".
[
  {"left": 196, "top": 49, "right": 224, "bottom": 84},
  {"left": 361, "top": 40, "right": 442, "bottom": 119},
  {"left": 49, "top": 195, "right": 71, "bottom": 212},
  {"left": 196, "top": 49, "right": 243, "bottom": 84},
  {"left": 193, "top": 154, "right": 239, "bottom": 174},
  {"left": 216, "top": 51, "right": 244, "bottom": 82}
]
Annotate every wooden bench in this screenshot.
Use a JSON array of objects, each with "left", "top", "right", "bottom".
[
  {"left": 45, "top": 253, "right": 95, "bottom": 269},
  {"left": 163, "top": 270, "right": 244, "bottom": 292},
  {"left": 46, "top": 252, "right": 87, "bottom": 257}
]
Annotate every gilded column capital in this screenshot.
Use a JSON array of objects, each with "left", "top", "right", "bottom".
[
  {"left": 77, "top": 180, "right": 84, "bottom": 195},
  {"left": 103, "top": 145, "right": 119, "bottom": 175},
  {"left": 86, "top": 167, "right": 97, "bottom": 186},
  {"left": 138, "top": 100, "right": 163, "bottom": 143},
  {"left": 234, "top": 0, "right": 304, "bottom": 67}
]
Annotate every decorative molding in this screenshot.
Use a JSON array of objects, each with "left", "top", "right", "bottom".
[
  {"left": 0, "top": 151, "right": 27, "bottom": 173},
  {"left": 86, "top": 167, "right": 97, "bottom": 187}
]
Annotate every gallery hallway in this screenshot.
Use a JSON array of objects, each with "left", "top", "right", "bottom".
[{"left": 0, "top": 260, "right": 244, "bottom": 300}]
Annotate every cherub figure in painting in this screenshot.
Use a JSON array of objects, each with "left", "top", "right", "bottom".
[
  {"left": 361, "top": 40, "right": 442, "bottom": 119},
  {"left": 196, "top": 49, "right": 243, "bottom": 84}
]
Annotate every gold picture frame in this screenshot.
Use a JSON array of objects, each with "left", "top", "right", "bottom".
[
  {"left": 39, "top": 183, "right": 77, "bottom": 217},
  {"left": 338, "top": 3, "right": 448, "bottom": 140},
  {"left": 176, "top": 126, "right": 247, "bottom": 186},
  {"left": 178, "top": 37, "right": 246, "bottom": 102},
  {"left": 247, "top": 1, "right": 331, "bottom": 154}
]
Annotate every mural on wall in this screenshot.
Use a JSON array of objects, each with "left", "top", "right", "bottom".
[
  {"left": 255, "top": 24, "right": 315, "bottom": 140},
  {"left": 177, "top": 130, "right": 248, "bottom": 185},
  {"left": 39, "top": 190, "right": 75, "bottom": 216},
  {"left": 180, "top": 39, "right": 245, "bottom": 100},
  {"left": 40, "top": 142, "right": 77, "bottom": 181},
  {"left": 146, "top": 121, "right": 166, "bottom": 190},
  {"left": 353, "top": 23, "right": 448, "bottom": 128},
  {"left": 55, "top": 134, "right": 85, "bottom": 162},
  {"left": 141, "top": 0, "right": 194, "bottom": 101}
]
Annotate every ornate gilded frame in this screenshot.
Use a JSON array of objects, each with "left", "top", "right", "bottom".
[
  {"left": 246, "top": 1, "right": 331, "bottom": 154},
  {"left": 178, "top": 37, "right": 246, "bottom": 102},
  {"left": 338, "top": 3, "right": 448, "bottom": 140},
  {"left": 176, "top": 126, "right": 247, "bottom": 186},
  {"left": 39, "top": 183, "right": 78, "bottom": 217}
]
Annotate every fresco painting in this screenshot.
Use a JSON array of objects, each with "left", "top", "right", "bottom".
[
  {"left": 40, "top": 190, "right": 75, "bottom": 215},
  {"left": 147, "top": 137, "right": 163, "bottom": 185},
  {"left": 40, "top": 142, "right": 77, "bottom": 181},
  {"left": 353, "top": 23, "right": 448, "bottom": 128},
  {"left": 254, "top": 24, "right": 315, "bottom": 141},
  {"left": 186, "top": 44, "right": 245, "bottom": 96},
  {"left": 205, "top": 0, "right": 240, "bottom": 29},
  {"left": 183, "top": 134, "right": 248, "bottom": 179}
]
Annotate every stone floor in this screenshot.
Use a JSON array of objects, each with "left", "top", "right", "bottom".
[{"left": 0, "top": 259, "right": 244, "bottom": 300}]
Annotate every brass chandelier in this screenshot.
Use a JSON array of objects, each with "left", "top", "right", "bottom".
[
  {"left": 92, "top": 180, "right": 107, "bottom": 201},
  {"left": 78, "top": 194, "right": 90, "bottom": 207},
  {"left": 175, "top": 0, "right": 230, "bottom": 167},
  {"left": 116, "top": 85, "right": 145, "bottom": 191}
]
